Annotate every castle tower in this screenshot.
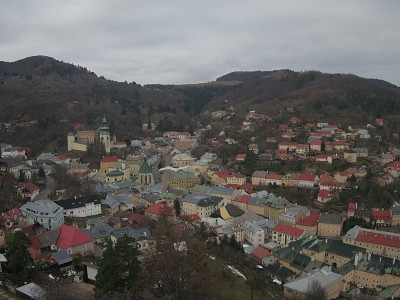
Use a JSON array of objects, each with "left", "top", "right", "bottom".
[
  {"left": 138, "top": 158, "right": 154, "bottom": 189},
  {"left": 99, "top": 117, "right": 111, "bottom": 154}
]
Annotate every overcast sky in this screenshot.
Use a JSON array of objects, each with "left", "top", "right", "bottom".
[{"left": 0, "top": 1, "right": 399, "bottom": 86}]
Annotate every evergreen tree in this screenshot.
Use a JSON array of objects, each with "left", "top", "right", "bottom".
[
  {"left": 38, "top": 167, "right": 46, "bottom": 179},
  {"left": 18, "top": 170, "right": 25, "bottom": 182},
  {"left": 174, "top": 198, "right": 181, "bottom": 217},
  {"left": 95, "top": 237, "right": 141, "bottom": 298},
  {"left": 5, "top": 231, "right": 32, "bottom": 276}
]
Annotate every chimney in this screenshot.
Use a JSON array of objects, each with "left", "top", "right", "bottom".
[
  {"left": 393, "top": 258, "right": 396, "bottom": 265},
  {"left": 368, "top": 252, "right": 371, "bottom": 261},
  {"left": 325, "top": 238, "right": 328, "bottom": 244},
  {"left": 379, "top": 257, "right": 382, "bottom": 262}
]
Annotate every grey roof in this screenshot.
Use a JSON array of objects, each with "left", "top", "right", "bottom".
[
  {"left": 101, "top": 195, "right": 119, "bottom": 209},
  {"left": 243, "top": 245, "right": 256, "bottom": 255},
  {"left": 21, "top": 199, "right": 63, "bottom": 217},
  {"left": 265, "top": 263, "right": 296, "bottom": 280},
  {"left": 52, "top": 249, "right": 73, "bottom": 265},
  {"left": 197, "top": 196, "right": 223, "bottom": 207},
  {"left": 326, "top": 240, "right": 365, "bottom": 258},
  {"left": 248, "top": 197, "right": 268, "bottom": 207},
  {"left": 284, "top": 266, "right": 342, "bottom": 292},
  {"left": 209, "top": 186, "right": 236, "bottom": 196},
  {"left": 112, "top": 227, "right": 151, "bottom": 240},
  {"left": 281, "top": 206, "right": 310, "bottom": 218},
  {"left": 342, "top": 225, "right": 362, "bottom": 240},
  {"left": 252, "top": 170, "right": 268, "bottom": 178},
  {"left": 211, "top": 203, "right": 245, "bottom": 219},
  {"left": 233, "top": 211, "right": 265, "bottom": 226},
  {"left": 56, "top": 195, "right": 101, "bottom": 209},
  {"left": 183, "top": 193, "right": 208, "bottom": 204},
  {"left": 143, "top": 182, "right": 168, "bottom": 194},
  {"left": 80, "top": 218, "right": 114, "bottom": 239},
  {"left": 243, "top": 221, "right": 263, "bottom": 233},
  {"left": 255, "top": 218, "right": 277, "bottom": 230},
  {"left": 36, "top": 229, "right": 61, "bottom": 247},
  {"left": 319, "top": 213, "right": 342, "bottom": 224},
  {"left": 141, "top": 193, "right": 159, "bottom": 203},
  {"left": 16, "top": 283, "right": 46, "bottom": 299},
  {"left": 392, "top": 205, "right": 400, "bottom": 215}
]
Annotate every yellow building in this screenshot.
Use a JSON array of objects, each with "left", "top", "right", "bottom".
[{"left": 161, "top": 170, "right": 200, "bottom": 189}]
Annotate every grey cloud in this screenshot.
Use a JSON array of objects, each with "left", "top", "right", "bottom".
[{"left": 0, "top": 0, "right": 399, "bottom": 85}]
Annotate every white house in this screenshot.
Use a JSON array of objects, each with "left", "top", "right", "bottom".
[{"left": 56, "top": 196, "right": 102, "bottom": 218}]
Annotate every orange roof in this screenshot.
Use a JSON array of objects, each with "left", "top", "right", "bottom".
[{"left": 299, "top": 173, "right": 317, "bottom": 181}]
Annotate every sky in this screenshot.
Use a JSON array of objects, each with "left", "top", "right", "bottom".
[{"left": 0, "top": 1, "right": 399, "bottom": 86}]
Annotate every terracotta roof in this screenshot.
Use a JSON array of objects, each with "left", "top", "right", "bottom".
[
  {"left": 266, "top": 173, "right": 283, "bottom": 180},
  {"left": 225, "top": 184, "right": 239, "bottom": 189},
  {"left": 239, "top": 184, "right": 253, "bottom": 190},
  {"left": 181, "top": 214, "right": 200, "bottom": 222},
  {"left": 348, "top": 203, "right": 357, "bottom": 213},
  {"left": 389, "top": 162, "right": 400, "bottom": 169},
  {"left": 17, "top": 182, "right": 39, "bottom": 193},
  {"left": 299, "top": 173, "right": 317, "bottom": 181},
  {"left": 27, "top": 247, "right": 46, "bottom": 260},
  {"left": 30, "top": 236, "right": 42, "bottom": 250},
  {"left": 53, "top": 224, "right": 94, "bottom": 249},
  {"left": 296, "top": 213, "right": 320, "bottom": 227},
  {"left": 356, "top": 230, "right": 400, "bottom": 248},
  {"left": 251, "top": 246, "right": 272, "bottom": 263},
  {"left": 238, "top": 195, "right": 251, "bottom": 203},
  {"left": 100, "top": 156, "right": 119, "bottom": 163},
  {"left": 318, "top": 190, "right": 331, "bottom": 198},
  {"left": 229, "top": 173, "right": 246, "bottom": 178},
  {"left": 1, "top": 207, "right": 21, "bottom": 220},
  {"left": 145, "top": 202, "right": 174, "bottom": 216},
  {"left": 128, "top": 213, "right": 144, "bottom": 224},
  {"left": 273, "top": 223, "right": 304, "bottom": 238},
  {"left": 371, "top": 210, "right": 392, "bottom": 220}
]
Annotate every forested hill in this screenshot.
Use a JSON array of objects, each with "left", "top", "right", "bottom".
[{"left": 1, "top": 56, "right": 400, "bottom": 154}]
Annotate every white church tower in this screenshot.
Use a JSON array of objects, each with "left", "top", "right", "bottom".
[{"left": 99, "top": 117, "right": 111, "bottom": 154}]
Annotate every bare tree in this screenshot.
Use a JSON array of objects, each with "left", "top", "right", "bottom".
[{"left": 306, "top": 280, "right": 326, "bottom": 300}]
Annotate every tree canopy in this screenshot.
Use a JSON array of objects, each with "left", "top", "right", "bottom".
[{"left": 95, "top": 237, "right": 141, "bottom": 299}]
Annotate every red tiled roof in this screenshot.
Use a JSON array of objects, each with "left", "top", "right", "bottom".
[
  {"left": 53, "top": 224, "right": 94, "bottom": 249},
  {"left": 181, "top": 214, "right": 200, "bottom": 222},
  {"left": 296, "top": 213, "right": 320, "bottom": 227},
  {"left": 30, "top": 236, "right": 42, "bottom": 250},
  {"left": 348, "top": 203, "right": 357, "bottom": 213},
  {"left": 266, "top": 173, "right": 283, "bottom": 180},
  {"left": 145, "top": 203, "right": 174, "bottom": 216},
  {"left": 371, "top": 210, "right": 392, "bottom": 220},
  {"left": 18, "top": 182, "right": 39, "bottom": 193},
  {"left": 318, "top": 190, "right": 331, "bottom": 198},
  {"left": 27, "top": 247, "right": 46, "bottom": 260},
  {"left": 389, "top": 162, "right": 400, "bottom": 169},
  {"left": 229, "top": 173, "right": 246, "bottom": 178},
  {"left": 236, "top": 154, "right": 246, "bottom": 160},
  {"left": 251, "top": 246, "right": 272, "bottom": 263},
  {"left": 56, "top": 154, "right": 69, "bottom": 161},
  {"left": 226, "top": 184, "right": 239, "bottom": 189},
  {"left": 279, "top": 141, "right": 296, "bottom": 146},
  {"left": 1, "top": 207, "right": 21, "bottom": 220},
  {"left": 273, "top": 223, "right": 304, "bottom": 238},
  {"left": 356, "top": 230, "right": 400, "bottom": 248},
  {"left": 128, "top": 213, "right": 144, "bottom": 224},
  {"left": 239, "top": 184, "right": 253, "bottom": 190},
  {"left": 320, "top": 173, "right": 336, "bottom": 183},
  {"left": 216, "top": 170, "right": 230, "bottom": 179},
  {"left": 299, "top": 173, "right": 317, "bottom": 181},
  {"left": 100, "top": 156, "right": 119, "bottom": 163},
  {"left": 238, "top": 195, "right": 251, "bottom": 203}
]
